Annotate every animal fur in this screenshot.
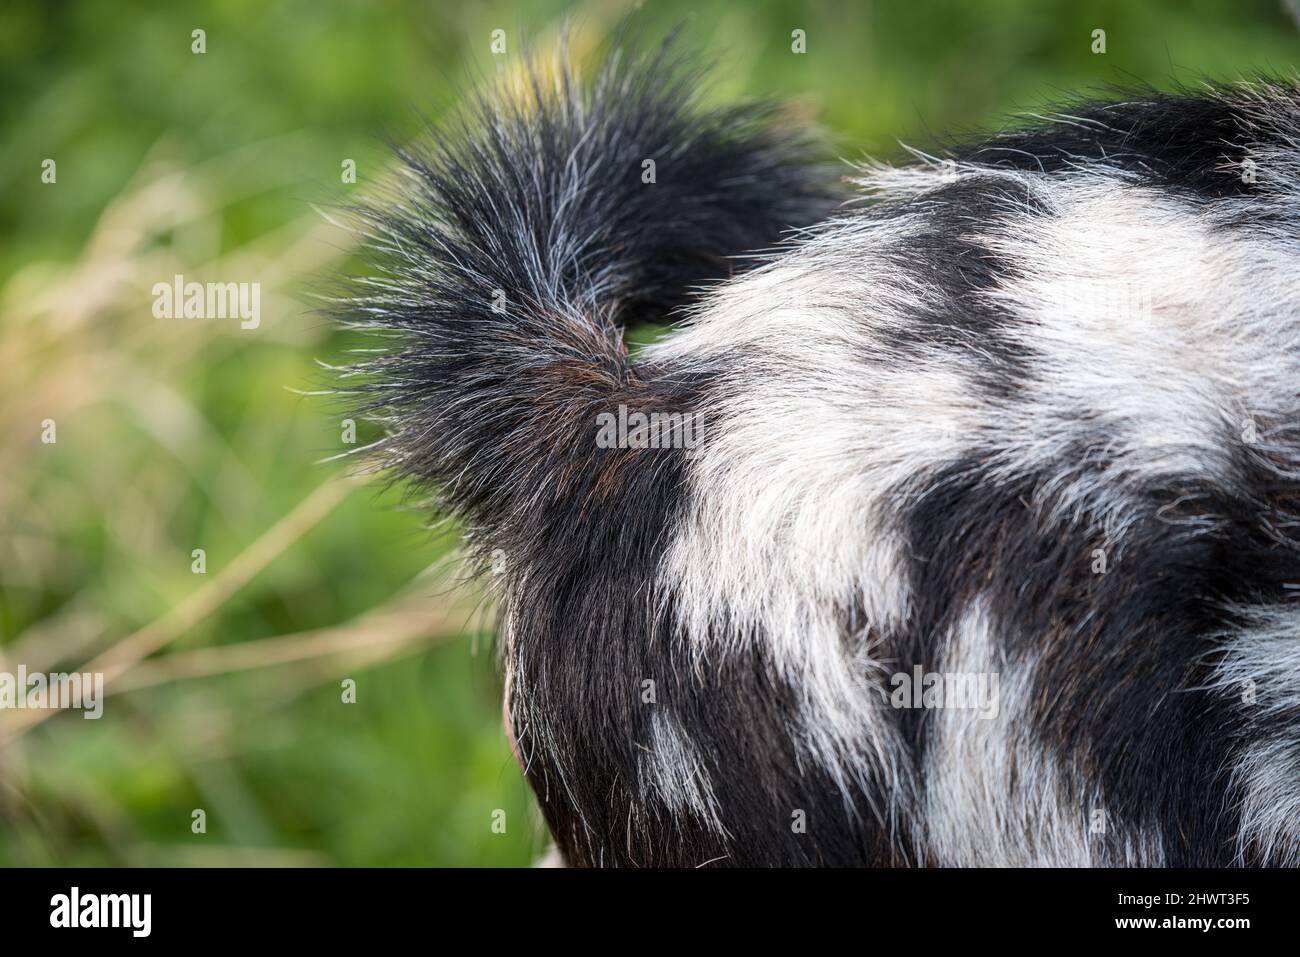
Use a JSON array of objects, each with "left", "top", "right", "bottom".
[{"left": 336, "top": 34, "right": 1300, "bottom": 867}]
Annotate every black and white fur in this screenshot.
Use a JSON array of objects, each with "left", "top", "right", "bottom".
[{"left": 338, "top": 35, "right": 1300, "bottom": 867}]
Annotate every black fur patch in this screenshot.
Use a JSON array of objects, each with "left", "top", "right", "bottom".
[
  {"left": 948, "top": 88, "right": 1266, "bottom": 200},
  {"left": 872, "top": 174, "right": 1046, "bottom": 396}
]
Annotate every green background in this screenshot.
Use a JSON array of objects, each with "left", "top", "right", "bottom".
[{"left": 0, "top": 0, "right": 1295, "bottom": 866}]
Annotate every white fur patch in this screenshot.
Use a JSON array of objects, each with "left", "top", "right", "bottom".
[{"left": 982, "top": 180, "right": 1300, "bottom": 507}]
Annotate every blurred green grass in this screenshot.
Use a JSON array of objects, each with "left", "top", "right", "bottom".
[{"left": 0, "top": 0, "right": 1295, "bottom": 866}]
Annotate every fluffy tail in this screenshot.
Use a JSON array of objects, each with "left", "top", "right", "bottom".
[{"left": 337, "top": 32, "right": 837, "bottom": 534}]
